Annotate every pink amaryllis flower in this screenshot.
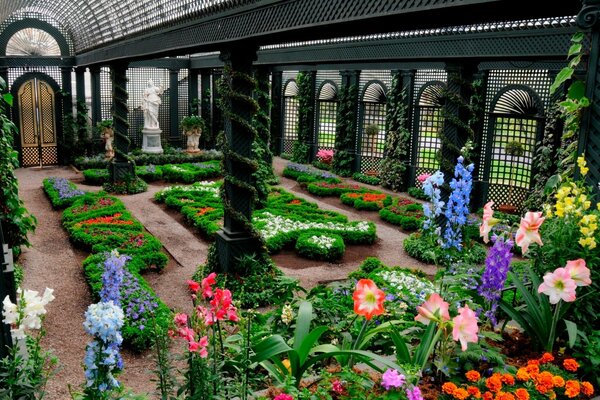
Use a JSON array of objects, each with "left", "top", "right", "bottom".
[
  {"left": 417, "top": 173, "right": 431, "bottom": 183},
  {"left": 452, "top": 305, "right": 479, "bottom": 351},
  {"left": 565, "top": 259, "right": 592, "bottom": 287},
  {"left": 415, "top": 293, "right": 450, "bottom": 325},
  {"left": 538, "top": 267, "right": 577, "bottom": 304},
  {"left": 353, "top": 279, "right": 385, "bottom": 320},
  {"left": 479, "top": 201, "right": 499, "bottom": 244},
  {"left": 515, "top": 211, "right": 545, "bottom": 254}
]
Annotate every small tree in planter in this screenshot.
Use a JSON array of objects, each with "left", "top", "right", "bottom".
[
  {"left": 499, "top": 139, "right": 525, "bottom": 214},
  {"left": 97, "top": 120, "right": 114, "bottom": 159},
  {"left": 181, "top": 115, "right": 205, "bottom": 153}
]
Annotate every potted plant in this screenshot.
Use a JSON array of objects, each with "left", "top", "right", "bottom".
[
  {"left": 181, "top": 115, "right": 205, "bottom": 153},
  {"left": 97, "top": 120, "right": 114, "bottom": 159},
  {"left": 498, "top": 139, "right": 525, "bottom": 214}
]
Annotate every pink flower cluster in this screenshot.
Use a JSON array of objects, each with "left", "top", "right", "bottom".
[
  {"left": 415, "top": 293, "right": 479, "bottom": 351},
  {"left": 187, "top": 273, "right": 239, "bottom": 325},
  {"left": 316, "top": 149, "right": 334, "bottom": 164},
  {"left": 538, "top": 259, "right": 591, "bottom": 304},
  {"left": 171, "top": 313, "right": 209, "bottom": 357}
]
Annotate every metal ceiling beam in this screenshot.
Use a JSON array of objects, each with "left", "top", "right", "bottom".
[
  {"left": 0, "top": 56, "right": 75, "bottom": 67},
  {"left": 76, "top": 0, "right": 580, "bottom": 66}
]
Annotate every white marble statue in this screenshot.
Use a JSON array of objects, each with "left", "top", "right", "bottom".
[
  {"left": 102, "top": 127, "right": 114, "bottom": 159},
  {"left": 141, "top": 79, "right": 164, "bottom": 130}
]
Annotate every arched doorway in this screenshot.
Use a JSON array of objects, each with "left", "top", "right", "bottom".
[{"left": 12, "top": 74, "right": 60, "bottom": 167}]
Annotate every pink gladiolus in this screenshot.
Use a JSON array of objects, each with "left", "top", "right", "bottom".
[
  {"left": 178, "top": 327, "right": 195, "bottom": 342},
  {"left": 201, "top": 272, "right": 217, "bottom": 299},
  {"left": 197, "top": 305, "right": 217, "bottom": 326},
  {"left": 211, "top": 288, "right": 233, "bottom": 320},
  {"left": 479, "top": 201, "right": 498, "bottom": 244},
  {"left": 186, "top": 279, "right": 200, "bottom": 293},
  {"left": 565, "top": 259, "right": 592, "bottom": 287},
  {"left": 452, "top": 305, "right": 479, "bottom": 351},
  {"left": 226, "top": 305, "right": 239, "bottom": 322},
  {"left": 538, "top": 267, "right": 577, "bottom": 304},
  {"left": 174, "top": 313, "right": 188, "bottom": 327},
  {"left": 353, "top": 279, "right": 386, "bottom": 320},
  {"left": 417, "top": 173, "right": 431, "bottom": 183},
  {"left": 415, "top": 293, "right": 450, "bottom": 325},
  {"left": 515, "top": 211, "right": 545, "bottom": 254}
]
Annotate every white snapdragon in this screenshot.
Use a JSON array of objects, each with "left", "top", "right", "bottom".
[
  {"left": 157, "top": 181, "right": 220, "bottom": 198},
  {"left": 308, "top": 235, "right": 336, "bottom": 249},
  {"left": 2, "top": 287, "right": 55, "bottom": 340}
]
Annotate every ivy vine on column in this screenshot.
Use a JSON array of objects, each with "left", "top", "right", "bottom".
[
  {"left": 291, "top": 71, "right": 313, "bottom": 164},
  {"left": 332, "top": 85, "right": 358, "bottom": 176}
]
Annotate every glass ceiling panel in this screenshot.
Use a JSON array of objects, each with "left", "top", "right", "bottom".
[{"left": 0, "top": 0, "right": 252, "bottom": 53}]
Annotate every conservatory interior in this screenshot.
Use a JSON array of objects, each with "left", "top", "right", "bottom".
[{"left": 1, "top": 0, "right": 599, "bottom": 399}]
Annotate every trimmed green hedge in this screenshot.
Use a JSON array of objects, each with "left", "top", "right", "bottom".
[
  {"left": 42, "top": 177, "right": 86, "bottom": 209},
  {"left": 379, "top": 198, "right": 424, "bottom": 231},
  {"left": 161, "top": 161, "right": 221, "bottom": 183},
  {"left": 352, "top": 172, "right": 381, "bottom": 186},
  {"left": 407, "top": 186, "right": 429, "bottom": 201},
  {"left": 306, "top": 181, "right": 370, "bottom": 197},
  {"left": 295, "top": 233, "right": 345, "bottom": 261},
  {"left": 75, "top": 149, "right": 223, "bottom": 170}
]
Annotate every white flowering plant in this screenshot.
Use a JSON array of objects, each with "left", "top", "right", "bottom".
[{"left": 295, "top": 232, "right": 345, "bottom": 261}]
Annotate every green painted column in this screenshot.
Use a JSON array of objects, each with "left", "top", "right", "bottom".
[
  {"left": 75, "top": 67, "right": 86, "bottom": 106},
  {"left": 0, "top": 222, "right": 15, "bottom": 359},
  {"left": 270, "top": 70, "right": 283, "bottom": 155},
  {"left": 108, "top": 62, "right": 134, "bottom": 182},
  {"left": 339, "top": 70, "right": 360, "bottom": 173},
  {"left": 90, "top": 66, "right": 102, "bottom": 128},
  {"left": 61, "top": 67, "right": 73, "bottom": 119},
  {"left": 188, "top": 68, "right": 199, "bottom": 115},
  {"left": 211, "top": 69, "right": 224, "bottom": 145},
  {"left": 214, "top": 45, "right": 260, "bottom": 273},
  {"left": 199, "top": 69, "right": 212, "bottom": 148},
  {"left": 169, "top": 68, "right": 180, "bottom": 144}
]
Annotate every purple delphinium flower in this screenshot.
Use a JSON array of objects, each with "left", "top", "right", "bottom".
[
  {"left": 477, "top": 234, "right": 513, "bottom": 325},
  {"left": 100, "top": 251, "right": 129, "bottom": 306},
  {"left": 120, "top": 269, "right": 159, "bottom": 331},
  {"left": 406, "top": 386, "right": 424, "bottom": 400},
  {"left": 381, "top": 369, "right": 405, "bottom": 390}
]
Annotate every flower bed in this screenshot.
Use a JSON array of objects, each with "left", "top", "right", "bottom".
[
  {"left": 43, "top": 181, "right": 171, "bottom": 351},
  {"left": 282, "top": 162, "right": 340, "bottom": 184},
  {"left": 42, "top": 177, "right": 86, "bottom": 209},
  {"left": 74, "top": 148, "right": 222, "bottom": 170},
  {"left": 306, "top": 181, "right": 369, "bottom": 197},
  {"left": 352, "top": 172, "right": 381, "bottom": 186},
  {"left": 340, "top": 191, "right": 392, "bottom": 211},
  {"left": 155, "top": 183, "right": 377, "bottom": 258},
  {"left": 295, "top": 233, "right": 345, "bottom": 261},
  {"left": 379, "top": 197, "right": 424, "bottom": 231},
  {"left": 82, "top": 168, "right": 109, "bottom": 185},
  {"left": 161, "top": 161, "right": 221, "bottom": 183}
]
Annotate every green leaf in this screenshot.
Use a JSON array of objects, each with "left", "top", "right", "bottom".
[
  {"left": 296, "top": 326, "right": 329, "bottom": 365},
  {"left": 571, "top": 32, "right": 585, "bottom": 43},
  {"left": 564, "top": 319, "right": 578, "bottom": 348},
  {"left": 293, "top": 301, "right": 314, "bottom": 350},
  {"left": 569, "top": 54, "right": 582, "bottom": 69},
  {"left": 568, "top": 81, "right": 586, "bottom": 100},
  {"left": 251, "top": 335, "right": 291, "bottom": 363},
  {"left": 568, "top": 43, "right": 582, "bottom": 58},
  {"left": 550, "top": 67, "right": 574, "bottom": 95},
  {"left": 2, "top": 93, "right": 13, "bottom": 106}
]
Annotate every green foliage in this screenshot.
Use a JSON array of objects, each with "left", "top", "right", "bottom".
[
  {"left": 161, "top": 161, "right": 222, "bottom": 183},
  {"left": 403, "top": 232, "right": 486, "bottom": 267},
  {"left": 381, "top": 75, "right": 410, "bottom": 191},
  {"left": 291, "top": 72, "right": 314, "bottom": 164},
  {"left": 407, "top": 186, "right": 429, "bottom": 201},
  {"left": 306, "top": 181, "right": 368, "bottom": 197},
  {"left": 351, "top": 172, "right": 380, "bottom": 185},
  {"left": 504, "top": 140, "right": 525, "bottom": 157},
  {"left": 180, "top": 115, "right": 205, "bottom": 131},
  {"left": 0, "top": 77, "right": 37, "bottom": 249},
  {"left": 574, "top": 329, "right": 600, "bottom": 387},
  {"left": 332, "top": 85, "right": 358, "bottom": 176},
  {"left": 74, "top": 149, "right": 223, "bottom": 170},
  {"left": 103, "top": 176, "right": 148, "bottom": 195},
  {"left": 295, "top": 233, "right": 345, "bottom": 261},
  {"left": 83, "top": 168, "right": 110, "bottom": 185},
  {"left": 364, "top": 124, "right": 379, "bottom": 136},
  {"left": 61, "top": 98, "right": 93, "bottom": 164},
  {"left": 311, "top": 159, "right": 332, "bottom": 171},
  {"left": 379, "top": 198, "right": 424, "bottom": 231},
  {"left": 340, "top": 192, "right": 392, "bottom": 211},
  {"left": 42, "top": 177, "right": 86, "bottom": 209},
  {"left": 360, "top": 257, "right": 385, "bottom": 274}
]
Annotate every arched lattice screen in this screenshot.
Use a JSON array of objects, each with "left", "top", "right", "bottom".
[
  {"left": 6, "top": 27, "right": 60, "bottom": 55},
  {"left": 360, "top": 82, "right": 387, "bottom": 173},
  {"left": 486, "top": 87, "right": 544, "bottom": 211},
  {"left": 316, "top": 81, "right": 338, "bottom": 152},
  {"left": 414, "top": 81, "right": 445, "bottom": 180},
  {"left": 282, "top": 79, "right": 299, "bottom": 154}
]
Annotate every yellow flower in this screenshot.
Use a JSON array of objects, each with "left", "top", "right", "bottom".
[
  {"left": 282, "top": 359, "right": 292, "bottom": 374},
  {"left": 579, "top": 237, "right": 597, "bottom": 249},
  {"left": 577, "top": 156, "right": 588, "bottom": 176}
]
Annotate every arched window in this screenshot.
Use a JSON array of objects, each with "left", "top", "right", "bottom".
[
  {"left": 316, "top": 81, "right": 338, "bottom": 152},
  {"left": 486, "top": 86, "right": 544, "bottom": 209},
  {"left": 414, "top": 81, "right": 445, "bottom": 177},
  {"left": 6, "top": 28, "right": 61, "bottom": 56},
  {"left": 282, "top": 79, "right": 299, "bottom": 154},
  {"left": 359, "top": 81, "right": 387, "bottom": 173}
]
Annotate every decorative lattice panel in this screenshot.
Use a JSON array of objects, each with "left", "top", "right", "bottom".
[
  {"left": 21, "top": 147, "right": 38, "bottom": 166},
  {"left": 315, "top": 80, "right": 338, "bottom": 152},
  {"left": 359, "top": 80, "right": 387, "bottom": 174},
  {"left": 282, "top": 77, "right": 299, "bottom": 154},
  {"left": 178, "top": 69, "right": 190, "bottom": 126},
  {"left": 99, "top": 67, "right": 112, "bottom": 122},
  {"left": 411, "top": 72, "right": 447, "bottom": 187},
  {"left": 8, "top": 66, "right": 62, "bottom": 88},
  {"left": 41, "top": 146, "right": 57, "bottom": 164},
  {"left": 479, "top": 69, "right": 552, "bottom": 180},
  {"left": 0, "top": 11, "right": 74, "bottom": 54}
]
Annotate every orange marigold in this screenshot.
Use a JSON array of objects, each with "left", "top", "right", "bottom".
[
  {"left": 565, "top": 380, "right": 581, "bottom": 398},
  {"left": 516, "top": 368, "right": 530, "bottom": 382},
  {"left": 535, "top": 371, "right": 554, "bottom": 389},
  {"left": 443, "top": 382, "right": 458, "bottom": 395},
  {"left": 486, "top": 375, "right": 503, "bottom": 393},
  {"left": 581, "top": 381, "right": 594, "bottom": 396},
  {"left": 514, "top": 388, "right": 530, "bottom": 400},
  {"left": 466, "top": 370, "right": 481, "bottom": 382},
  {"left": 563, "top": 359, "right": 579, "bottom": 372},
  {"left": 496, "top": 391, "right": 516, "bottom": 400},
  {"left": 525, "top": 364, "right": 539, "bottom": 376},
  {"left": 483, "top": 392, "right": 494, "bottom": 400},
  {"left": 536, "top": 384, "right": 550, "bottom": 395},
  {"left": 540, "top": 352, "right": 555, "bottom": 363},
  {"left": 527, "top": 359, "right": 540, "bottom": 366},
  {"left": 502, "top": 374, "right": 515, "bottom": 385},
  {"left": 552, "top": 376, "right": 565, "bottom": 388},
  {"left": 453, "top": 388, "right": 469, "bottom": 400},
  {"left": 468, "top": 386, "right": 482, "bottom": 398}
]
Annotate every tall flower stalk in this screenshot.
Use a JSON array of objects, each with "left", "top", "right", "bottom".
[
  {"left": 443, "top": 156, "right": 474, "bottom": 250},
  {"left": 422, "top": 171, "right": 445, "bottom": 233}
]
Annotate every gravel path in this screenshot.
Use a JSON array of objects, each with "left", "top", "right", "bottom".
[{"left": 13, "top": 160, "right": 436, "bottom": 398}]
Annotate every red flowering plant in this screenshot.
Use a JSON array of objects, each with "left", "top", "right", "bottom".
[
  {"left": 340, "top": 191, "right": 392, "bottom": 211},
  {"left": 439, "top": 353, "right": 595, "bottom": 400},
  {"left": 169, "top": 273, "right": 244, "bottom": 398}
]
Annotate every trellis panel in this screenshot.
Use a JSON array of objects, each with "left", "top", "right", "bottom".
[
  {"left": 281, "top": 75, "right": 299, "bottom": 154},
  {"left": 358, "top": 75, "right": 389, "bottom": 174}
]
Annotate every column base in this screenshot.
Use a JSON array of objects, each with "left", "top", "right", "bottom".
[
  {"left": 108, "top": 160, "right": 135, "bottom": 182},
  {"left": 214, "top": 228, "right": 261, "bottom": 273}
]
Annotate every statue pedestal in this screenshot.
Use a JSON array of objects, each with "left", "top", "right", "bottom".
[{"left": 142, "top": 128, "right": 163, "bottom": 154}]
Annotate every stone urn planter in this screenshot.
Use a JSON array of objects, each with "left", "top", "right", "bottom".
[{"left": 181, "top": 115, "right": 205, "bottom": 153}]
